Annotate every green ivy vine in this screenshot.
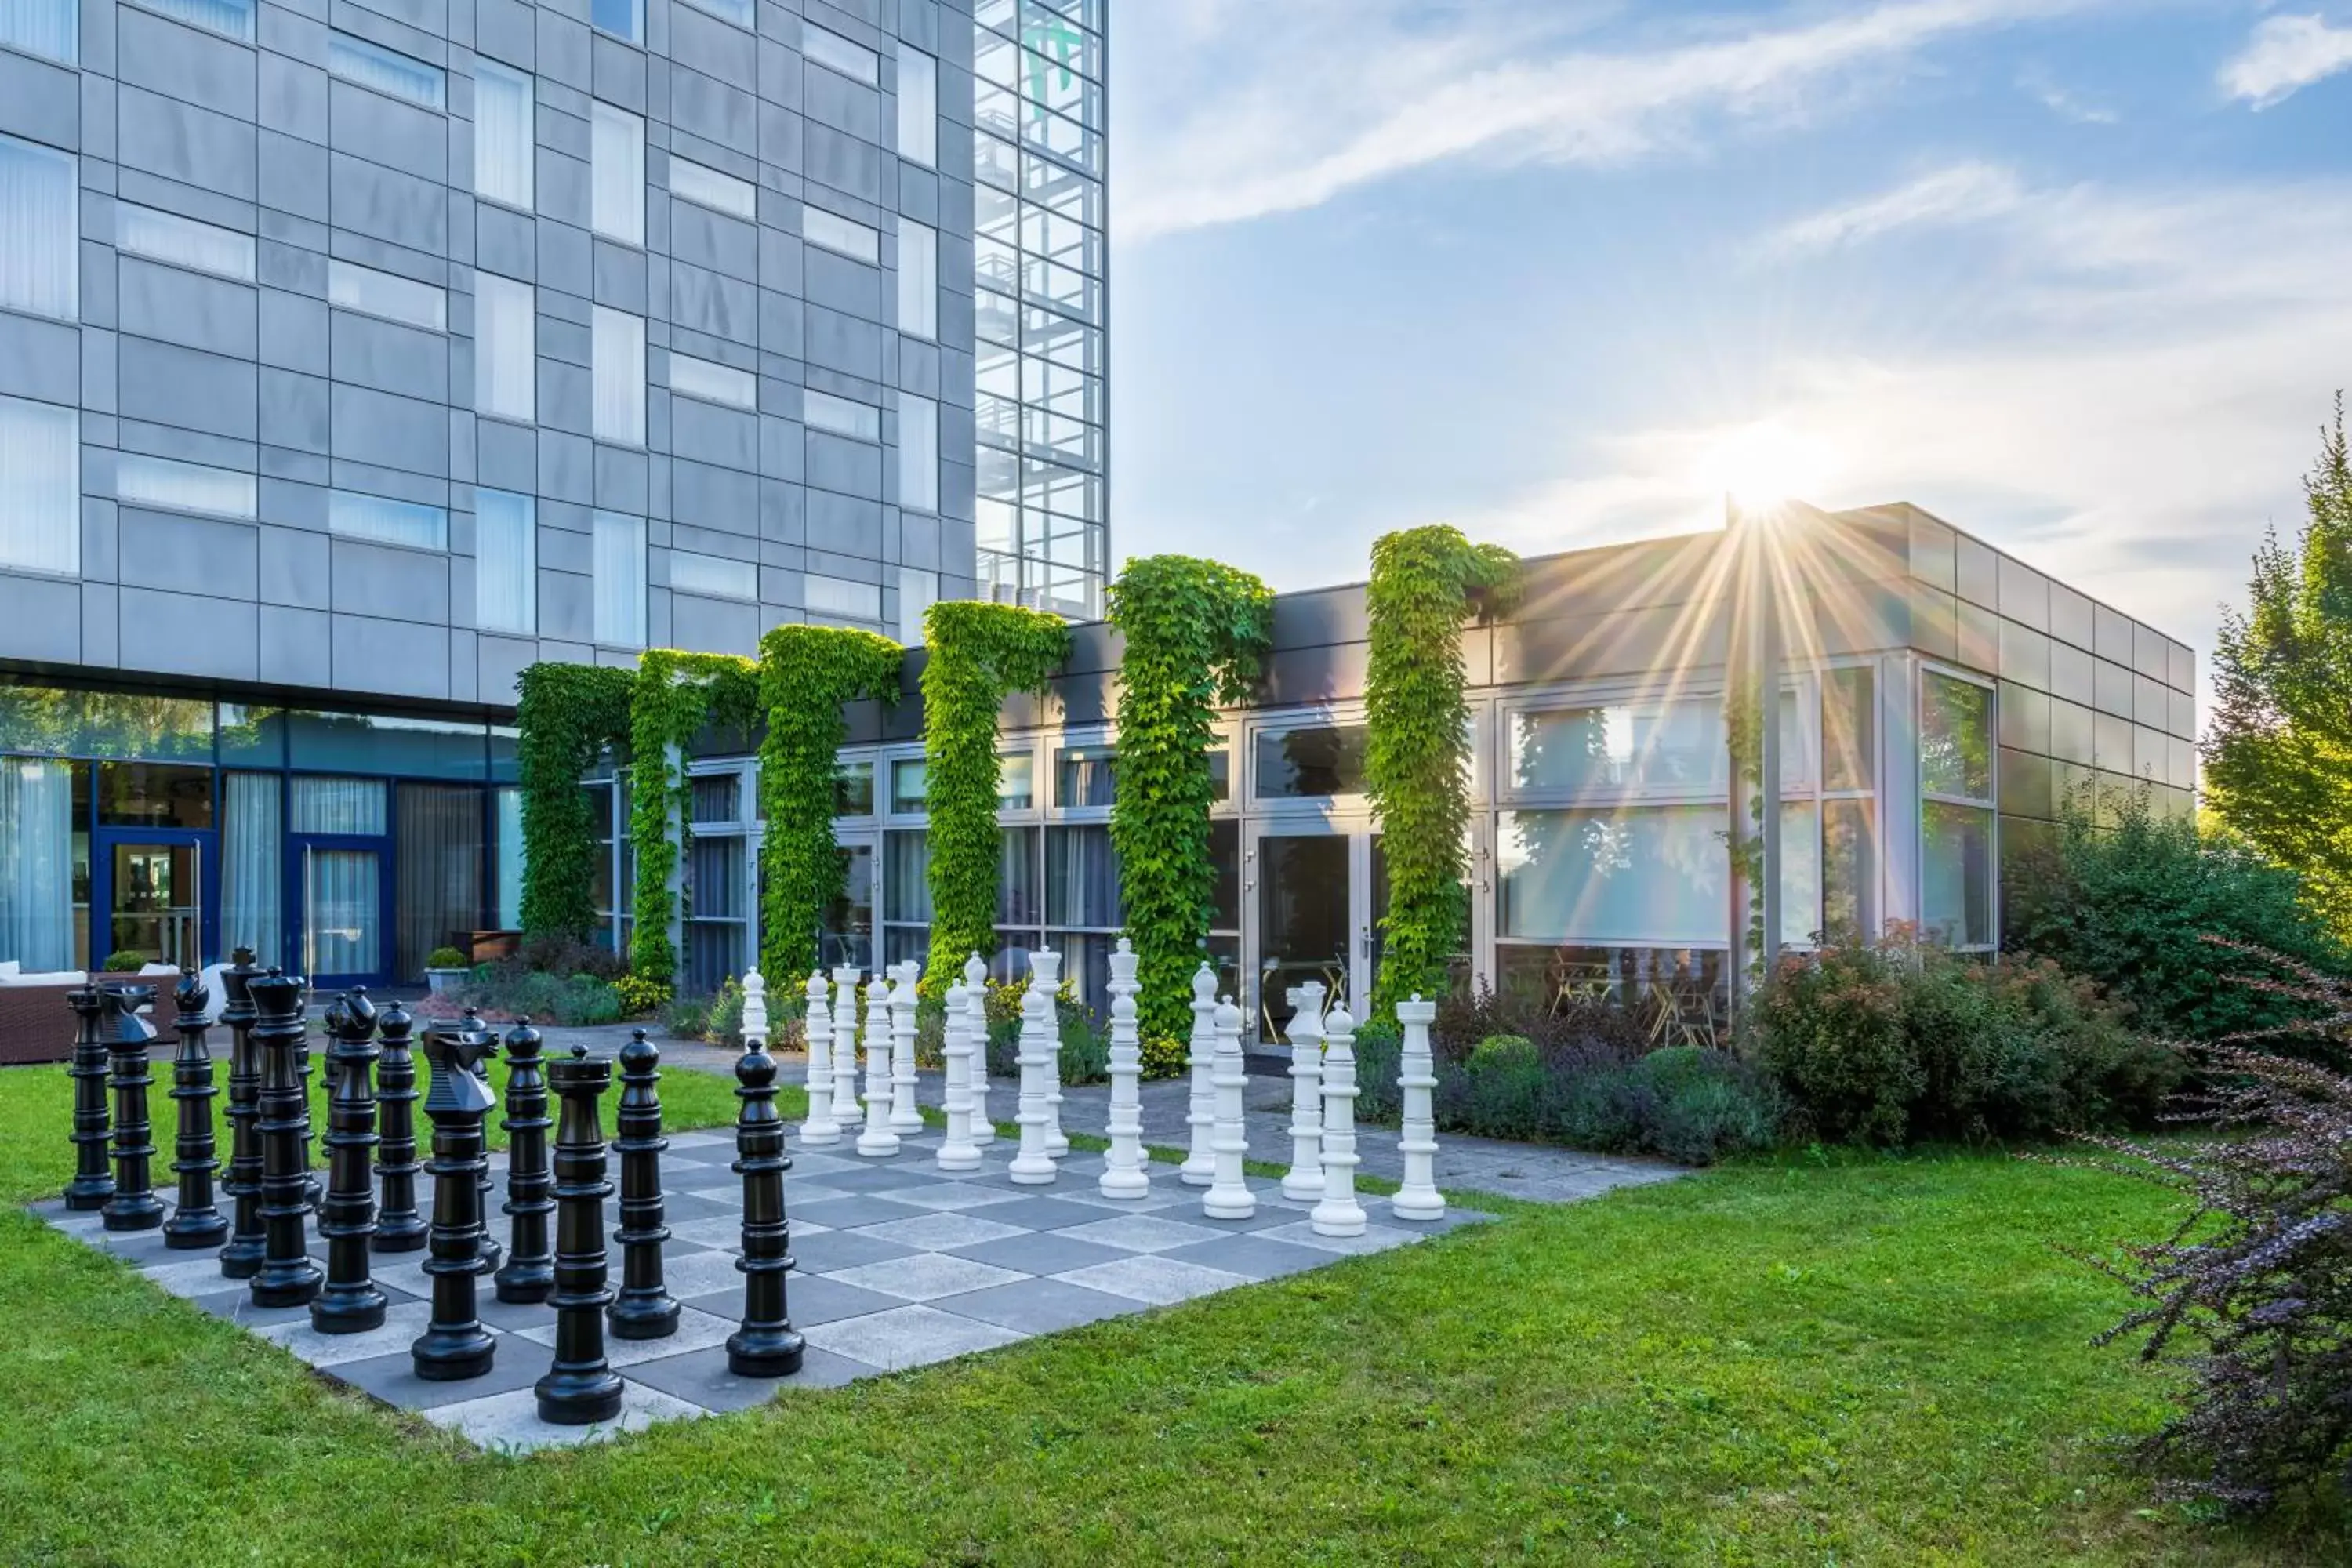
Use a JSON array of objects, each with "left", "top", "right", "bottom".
[
  {"left": 1105, "top": 556, "right": 1273, "bottom": 1039},
  {"left": 516, "top": 663, "right": 635, "bottom": 942},
  {"left": 1363, "top": 524, "right": 1519, "bottom": 1021},
  {"left": 626, "top": 650, "right": 761, "bottom": 988},
  {"left": 756, "top": 624, "right": 904, "bottom": 982},
  {"left": 920, "top": 601, "right": 1071, "bottom": 996}
]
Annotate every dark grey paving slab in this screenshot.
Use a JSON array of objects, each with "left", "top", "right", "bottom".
[
  {"left": 625, "top": 1342, "right": 869, "bottom": 1409},
  {"left": 680, "top": 1270, "right": 904, "bottom": 1328},
  {"left": 817, "top": 1167, "right": 954, "bottom": 1195},
  {"left": 943, "top": 1229, "right": 1136, "bottom": 1277},
  {"left": 335, "top": 1331, "right": 555, "bottom": 1410},
  {"left": 793, "top": 1193, "right": 941, "bottom": 1230},
  {"left": 786, "top": 1229, "right": 921, "bottom": 1274},
  {"left": 1156, "top": 1234, "right": 1339, "bottom": 1282},
  {"left": 965, "top": 1195, "right": 1127, "bottom": 1231},
  {"left": 931, "top": 1276, "right": 1147, "bottom": 1334}
]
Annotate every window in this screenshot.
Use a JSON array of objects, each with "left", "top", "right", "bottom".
[
  {"left": 803, "top": 205, "right": 879, "bottom": 263},
  {"left": 329, "top": 490, "right": 448, "bottom": 551},
  {"left": 804, "top": 24, "right": 878, "bottom": 84},
  {"left": 679, "top": 0, "right": 750, "bottom": 26},
  {"left": 898, "top": 218, "right": 937, "bottom": 339},
  {"left": 591, "top": 103, "right": 645, "bottom": 247},
  {"left": 328, "top": 33, "right": 446, "bottom": 110},
  {"left": 1255, "top": 724, "right": 1369, "bottom": 798},
  {"left": 115, "top": 203, "right": 253, "bottom": 283},
  {"left": 0, "top": 395, "right": 78, "bottom": 575},
  {"left": 1920, "top": 670, "right": 1994, "bottom": 947},
  {"left": 592, "top": 307, "right": 645, "bottom": 445},
  {"left": 1056, "top": 744, "right": 1114, "bottom": 808},
  {"left": 1921, "top": 671, "right": 1994, "bottom": 800},
  {"left": 1508, "top": 695, "right": 1726, "bottom": 795},
  {"left": 1823, "top": 666, "right": 1875, "bottom": 791},
  {"left": 804, "top": 389, "right": 880, "bottom": 441},
  {"left": 1822, "top": 797, "right": 1877, "bottom": 941},
  {"left": 593, "top": 510, "right": 645, "bottom": 647},
  {"left": 833, "top": 760, "right": 875, "bottom": 816},
  {"left": 897, "top": 45, "right": 938, "bottom": 166},
  {"left": 898, "top": 394, "right": 938, "bottom": 512},
  {"left": 889, "top": 759, "right": 927, "bottom": 813},
  {"left": 116, "top": 454, "right": 256, "bottom": 520},
  {"left": 474, "top": 489, "right": 535, "bottom": 635},
  {"left": 898, "top": 568, "right": 937, "bottom": 647},
  {"left": 134, "top": 0, "right": 252, "bottom": 42},
  {"left": 670, "top": 550, "right": 755, "bottom": 601},
  {"left": 0, "top": 135, "right": 76, "bottom": 321},
  {"left": 591, "top": 0, "right": 641, "bottom": 45},
  {"left": 474, "top": 272, "right": 535, "bottom": 423},
  {"left": 328, "top": 260, "right": 445, "bottom": 332},
  {"left": 670, "top": 156, "right": 756, "bottom": 220},
  {"left": 999, "top": 750, "right": 1035, "bottom": 808},
  {"left": 1497, "top": 805, "right": 1730, "bottom": 947},
  {"left": 669, "top": 352, "right": 755, "bottom": 410},
  {"left": 473, "top": 61, "right": 535, "bottom": 210},
  {"left": 880, "top": 828, "right": 931, "bottom": 968},
  {"left": 807, "top": 573, "right": 882, "bottom": 622},
  {"left": 2, "top": 0, "right": 78, "bottom": 60}
]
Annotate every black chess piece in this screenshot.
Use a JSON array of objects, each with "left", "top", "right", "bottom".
[
  {"left": 216, "top": 948, "right": 267, "bottom": 1278},
  {"left": 726, "top": 1038, "right": 803, "bottom": 1377},
  {"left": 63, "top": 985, "right": 113, "bottom": 1212},
  {"left": 468, "top": 1022, "right": 503, "bottom": 1277},
  {"left": 371, "top": 999, "right": 426, "bottom": 1253},
  {"left": 493, "top": 1018, "right": 555, "bottom": 1305},
  {"left": 311, "top": 989, "right": 387, "bottom": 1334},
  {"left": 411, "top": 1012, "right": 499, "bottom": 1381},
  {"left": 100, "top": 984, "right": 165, "bottom": 1232},
  {"left": 162, "top": 969, "right": 228, "bottom": 1250},
  {"left": 249, "top": 968, "right": 321, "bottom": 1308},
  {"left": 536, "top": 1047, "right": 625, "bottom": 1425},
  {"left": 608, "top": 1029, "right": 681, "bottom": 1340}
]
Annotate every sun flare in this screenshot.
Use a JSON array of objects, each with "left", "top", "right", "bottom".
[{"left": 1692, "top": 421, "right": 1842, "bottom": 512}]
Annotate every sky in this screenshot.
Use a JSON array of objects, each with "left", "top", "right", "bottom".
[{"left": 1105, "top": 0, "right": 2352, "bottom": 698}]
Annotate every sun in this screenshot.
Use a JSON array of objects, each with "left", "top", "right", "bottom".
[{"left": 1692, "top": 420, "right": 1841, "bottom": 513}]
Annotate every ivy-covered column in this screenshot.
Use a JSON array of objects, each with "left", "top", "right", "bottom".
[
  {"left": 626, "top": 650, "right": 759, "bottom": 997},
  {"left": 516, "top": 665, "right": 636, "bottom": 942}
]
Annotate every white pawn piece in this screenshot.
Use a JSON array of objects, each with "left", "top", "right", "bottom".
[
  {"left": 938, "top": 976, "right": 982, "bottom": 1171},
  {"left": 856, "top": 972, "right": 899, "bottom": 1157},
  {"left": 829, "top": 965, "right": 863, "bottom": 1134},
  {"left": 887, "top": 960, "right": 923, "bottom": 1134},
  {"left": 1178, "top": 964, "right": 1218, "bottom": 1186},
  {"left": 1280, "top": 981, "right": 1327, "bottom": 1202},
  {"left": 1392, "top": 993, "right": 1445, "bottom": 1221},
  {"left": 1008, "top": 947, "right": 1060, "bottom": 1185},
  {"left": 1203, "top": 995, "right": 1255, "bottom": 1220},
  {"left": 1098, "top": 938, "right": 1149, "bottom": 1200},
  {"left": 1033, "top": 949, "right": 1069, "bottom": 1158},
  {"left": 799, "top": 969, "right": 841, "bottom": 1146},
  {"left": 962, "top": 954, "right": 996, "bottom": 1145},
  {"left": 1310, "top": 1006, "right": 1367, "bottom": 1237},
  {"left": 741, "top": 968, "right": 770, "bottom": 1050}
]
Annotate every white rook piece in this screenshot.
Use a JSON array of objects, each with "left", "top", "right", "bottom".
[
  {"left": 1203, "top": 995, "right": 1255, "bottom": 1220},
  {"left": 1280, "top": 981, "right": 1327, "bottom": 1202},
  {"left": 1392, "top": 994, "right": 1445, "bottom": 1221},
  {"left": 1098, "top": 937, "right": 1149, "bottom": 1200},
  {"left": 1038, "top": 950, "right": 1069, "bottom": 1158},
  {"left": 962, "top": 954, "right": 994, "bottom": 1145},
  {"left": 938, "top": 976, "right": 982, "bottom": 1171},
  {"left": 888, "top": 960, "right": 923, "bottom": 1133},
  {"left": 741, "top": 968, "right": 769, "bottom": 1050},
  {"left": 799, "top": 969, "right": 841, "bottom": 1146},
  {"left": 856, "top": 972, "right": 898, "bottom": 1157},
  {"left": 1008, "top": 946, "right": 1060, "bottom": 1184},
  {"left": 1310, "top": 1006, "right": 1367, "bottom": 1236},
  {"left": 829, "top": 964, "right": 862, "bottom": 1136},
  {"left": 1179, "top": 964, "right": 1218, "bottom": 1186}
]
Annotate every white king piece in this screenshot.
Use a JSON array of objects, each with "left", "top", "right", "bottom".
[
  {"left": 1098, "top": 937, "right": 1149, "bottom": 1200},
  {"left": 799, "top": 969, "right": 840, "bottom": 1147},
  {"left": 1392, "top": 994, "right": 1445, "bottom": 1221},
  {"left": 829, "top": 964, "right": 862, "bottom": 1133},
  {"left": 741, "top": 967, "right": 770, "bottom": 1050}
]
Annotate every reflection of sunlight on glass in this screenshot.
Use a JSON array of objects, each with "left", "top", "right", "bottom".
[{"left": 1693, "top": 421, "right": 1839, "bottom": 511}]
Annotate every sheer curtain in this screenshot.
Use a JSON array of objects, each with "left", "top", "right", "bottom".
[
  {"left": 0, "top": 136, "right": 76, "bottom": 320},
  {"left": 474, "top": 275, "right": 535, "bottom": 424},
  {"left": 396, "top": 784, "right": 482, "bottom": 978},
  {"left": 0, "top": 394, "right": 79, "bottom": 575},
  {"left": 0, "top": 758, "right": 73, "bottom": 971},
  {"left": 304, "top": 850, "right": 379, "bottom": 976},
  {"left": 291, "top": 775, "right": 386, "bottom": 835},
  {"left": 221, "top": 771, "right": 283, "bottom": 967},
  {"left": 0, "top": 0, "right": 78, "bottom": 63},
  {"left": 473, "top": 60, "right": 535, "bottom": 209},
  {"left": 474, "top": 488, "right": 536, "bottom": 633},
  {"left": 495, "top": 787, "right": 524, "bottom": 929},
  {"left": 592, "top": 511, "right": 646, "bottom": 646}
]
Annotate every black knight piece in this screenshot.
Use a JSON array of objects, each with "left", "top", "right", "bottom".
[
  {"left": 493, "top": 1018, "right": 555, "bottom": 1305},
  {"left": 162, "top": 969, "right": 228, "bottom": 1250},
  {"left": 100, "top": 983, "right": 165, "bottom": 1232},
  {"left": 216, "top": 948, "right": 267, "bottom": 1278},
  {"left": 470, "top": 1034, "right": 503, "bottom": 1278},
  {"left": 608, "top": 1029, "right": 681, "bottom": 1340},
  {"left": 371, "top": 998, "right": 426, "bottom": 1253},
  {"left": 63, "top": 985, "right": 113, "bottom": 1212},
  {"left": 249, "top": 967, "right": 321, "bottom": 1308},
  {"left": 311, "top": 989, "right": 387, "bottom": 1334},
  {"left": 726, "top": 1038, "right": 804, "bottom": 1377},
  {"left": 536, "top": 1046, "right": 625, "bottom": 1425},
  {"left": 411, "top": 1011, "right": 500, "bottom": 1381}
]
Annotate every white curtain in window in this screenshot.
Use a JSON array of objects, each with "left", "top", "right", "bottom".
[
  {"left": 897, "top": 45, "right": 937, "bottom": 167},
  {"left": 0, "top": 0, "right": 78, "bottom": 62},
  {"left": 593, "top": 510, "right": 646, "bottom": 647},
  {"left": 898, "top": 394, "right": 938, "bottom": 512},
  {"left": 291, "top": 775, "right": 387, "bottom": 835},
  {"left": 591, "top": 102, "right": 644, "bottom": 245},
  {"left": 0, "top": 135, "right": 76, "bottom": 320},
  {"left": 495, "top": 787, "right": 524, "bottom": 929},
  {"left": 474, "top": 489, "right": 536, "bottom": 634},
  {"left": 304, "top": 848, "right": 381, "bottom": 975},
  {"left": 221, "top": 771, "right": 284, "bottom": 967},
  {"left": 0, "top": 395, "right": 78, "bottom": 575},
  {"left": 474, "top": 60, "right": 535, "bottom": 209},
  {"left": 898, "top": 218, "right": 937, "bottom": 339},
  {"left": 593, "top": 307, "right": 645, "bottom": 445},
  {"left": 475, "top": 272, "right": 535, "bottom": 423},
  {"left": 0, "top": 757, "right": 73, "bottom": 971}
]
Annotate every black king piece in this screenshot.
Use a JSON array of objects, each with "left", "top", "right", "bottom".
[
  {"left": 248, "top": 967, "right": 321, "bottom": 1308},
  {"left": 216, "top": 947, "right": 267, "bottom": 1278}
]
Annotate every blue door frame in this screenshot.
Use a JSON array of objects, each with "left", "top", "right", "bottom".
[
  {"left": 288, "top": 832, "right": 396, "bottom": 989},
  {"left": 91, "top": 826, "right": 220, "bottom": 972}
]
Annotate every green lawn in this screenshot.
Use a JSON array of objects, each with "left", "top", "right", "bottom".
[{"left": 0, "top": 1062, "right": 2340, "bottom": 1565}]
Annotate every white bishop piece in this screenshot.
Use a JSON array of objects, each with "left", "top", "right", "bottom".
[
  {"left": 1309, "top": 1006, "right": 1367, "bottom": 1237},
  {"left": 888, "top": 960, "right": 923, "bottom": 1133},
  {"left": 1280, "top": 981, "right": 1327, "bottom": 1202},
  {"left": 798, "top": 968, "right": 840, "bottom": 1146},
  {"left": 1178, "top": 964, "right": 1218, "bottom": 1186},
  {"left": 1098, "top": 937, "right": 1149, "bottom": 1200},
  {"left": 962, "top": 953, "right": 994, "bottom": 1144},
  {"left": 856, "top": 971, "right": 898, "bottom": 1157},
  {"left": 829, "top": 964, "right": 862, "bottom": 1134}
]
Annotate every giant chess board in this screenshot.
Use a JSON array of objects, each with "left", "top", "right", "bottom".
[{"left": 33, "top": 1120, "right": 1490, "bottom": 1452}]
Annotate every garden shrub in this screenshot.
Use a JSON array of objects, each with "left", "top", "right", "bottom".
[
  {"left": 1352, "top": 1021, "right": 1402, "bottom": 1120},
  {"left": 1058, "top": 1009, "right": 1109, "bottom": 1086},
  {"left": 614, "top": 972, "right": 671, "bottom": 1017},
  {"left": 1139, "top": 1034, "right": 1189, "bottom": 1081},
  {"left": 425, "top": 946, "right": 468, "bottom": 970},
  {"left": 1468, "top": 1033, "right": 1536, "bottom": 1072},
  {"left": 661, "top": 978, "right": 744, "bottom": 1047},
  {"left": 100, "top": 950, "right": 148, "bottom": 973},
  {"left": 513, "top": 932, "right": 626, "bottom": 982}
]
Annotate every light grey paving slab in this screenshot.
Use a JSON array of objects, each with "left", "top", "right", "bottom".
[
  {"left": 869, "top": 1182, "right": 1029, "bottom": 1213},
  {"left": 1055, "top": 1213, "right": 1230, "bottom": 1254},
  {"left": 1155, "top": 1234, "right": 1337, "bottom": 1283},
  {"left": 1053, "top": 1254, "right": 1253, "bottom": 1308},
  {"left": 256, "top": 1299, "right": 436, "bottom": 1367},
  {"left": 653, "top": 1248, "right": 750, "bottom": 1301},
  {"left": 514, "top": 1305, "right": 739, "bottom": 1367},
  {"left": 800, "top": 1305, "right": 1027, "bottom": 1371},
  {"left": 141, "top": 1256, "right": 260, "bottom": 1298},
  {"left": 1254, "top": 1220, "right": 1417, "bottom": 1257},
  {"left": 930, "top": 1275, "right": 1147, "bottom": 1334},
  {"left": 823, "top": 1252, "right": 1028, "bottom": 1304},
  {"left": 421, "top": 1380, "right": 709, "bottom": 1451},
  {"left": 624, "top": 1342, "right": 869, "bottom": 1409},
  {"left": 851, "top": 1210, "right": 1029, "bottom": 1251}
]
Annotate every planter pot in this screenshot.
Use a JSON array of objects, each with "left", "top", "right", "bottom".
[{"left": 425, "top": 967, "right": 468, "bottom": 996}]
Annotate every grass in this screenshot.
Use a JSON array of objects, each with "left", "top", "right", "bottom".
[{"left": 0, "top": 1061, "right": 2343, "bottom": 1565}]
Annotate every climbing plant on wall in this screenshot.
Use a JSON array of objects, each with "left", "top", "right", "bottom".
[
  {"left": 1105, "top": 555, "right": 1274, "bottom": 1040},
  {"left": 921, "top": 601, "right": 1071, "bottom": 996},
  {"left": 756, "top": 624, "right": 905, "bottom": 983},
  {"left": 626, "top": 649, "right": 760, "bottom": 990},
  {"left": 516, "top": 662, "right": 636, "bottom": 942},
  {"left": 1363, "top": 524, "right": 1519, "bottom": 1020}
]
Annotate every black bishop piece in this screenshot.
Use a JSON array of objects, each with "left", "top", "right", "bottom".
[
  {"left": 371, "top": 998, "right": 426, "bottom": 1253},
  {"left": 100, "top": 983, "right": 165, "bottom": 1232},
  {"left": 726, "top": 1036, "right": 803, "bottom": 1377},
  {"left": 608, "top": 1028, "right": 680, "bottom": 1339},
  {"left": 162, "top": 968, "right": 228, "bottom": 1250},
  {"left": 216, "top": 948, "right": 267, "bottom": 1278},
  {"left": 493, "top": 1018, "right": 555, "bottom": 1304},
  {"left": 536, "top": 1045, "right": 625, "bottom": 1425}
]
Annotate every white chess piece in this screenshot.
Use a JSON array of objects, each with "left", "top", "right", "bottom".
[
  {"left": 799, "top": 969, "right": 840, "bottom": 1146},
  {"left": 1281, "top": 981, "right": 1327, "bottom": 1201},
  {"left": 1009, "top": 946, "right": 1060, "bottom": 1184},
  {"left": 938, "top": 976, "right": 982, "bottom": 1171},
  {"left": 888, "top": 959, "right": 923, "bottom": 1133},
  {"left": 856, "top": 972, "right": 899, "bottom": 1156},
  {"left": 1392, "top": 994, "right": 1446, "bottom": 1221},
  {"left": 1099, "top": 937, "right": 1149, "bottom": 1200},
  {"left": 741, "top": 968, "right": 770, "bottom": 1051},
  {"left": 1179, "top": 964, "right": 1218, "bottom": 1186},
  {"left": 1203, "top": 995, "right": 1255, "bottom": 1220},
  {"left": 962, "top": 953, "right": 994, "bottom": 1144},
  {"left": 1034, "top": 949, "right": 1069, "bottom": 1157},
  {"left": 1310, "top": 1006, "right": 1367, "bottom": 1237},
  {"left": 829, "top": 965, "right": 863, "bottom": 1135}
]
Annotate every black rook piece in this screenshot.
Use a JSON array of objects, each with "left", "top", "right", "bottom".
[
  {"left": 162, "top": 969, "right": 228, "bottom": 1250},
  {"left": 411, "top": 1013, "right": 499, "bottom": 1381},
  {"left": 493, "top": 1018, "right": 555, "bottom": 1305},
  {"left": 608, "top": 1028, "right": 681, "bottom": 1340},
  {"left": 216, "top": 949, "right": 267, "bottom": 1278},
  {"left": 726, "top": 1039, "right": 803, "bottom": 1378},
  {"left": 249, "top": 968, "right": 321, "bottom": 1308},
  {"left": 371, "top": 999, "right": 426, "bottom": 1253},
  {"left": 312, "top": 989, "right": 387, "bottom": 1334},
  {"left": 536, "top": 1047, "right": 625, "bottom": 1425},
  {"left": 63, "top": 985, "right": 114, "bottom": 1212},
  {"left": 100, "top": 984, "right": 165, "bottom": 1232}
]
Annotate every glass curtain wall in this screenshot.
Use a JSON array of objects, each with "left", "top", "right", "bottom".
[{"left": 395, "top": 783, "right": 485, "bottom": 977}]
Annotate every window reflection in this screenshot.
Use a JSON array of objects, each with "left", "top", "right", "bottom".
[{"left": 1254, "top": 725, "right": 1369, "bottom": 798}]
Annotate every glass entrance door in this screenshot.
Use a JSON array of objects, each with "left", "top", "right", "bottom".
[
  {"left": 1254, "top": 826, "right": 1388, "bottom": 1043},
  {"left": 108, "top": 842, "right": 201, "bottom": 968},
  {"left": 301, "top": 844, "right": 385, "bottom": 982}
]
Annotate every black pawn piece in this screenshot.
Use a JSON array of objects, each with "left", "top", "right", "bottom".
[
  {"left": 466, "top": 1014, "right": 503, "bottom": 1276},
  {"left": 216, "top": 949, "right": 267, "bottom": 1278},
  {"left": 162, "top": 969, "right": 228, "bottom": 1250},
  {"left": 411, "top": 1012, "right": 499, "bottom": 1381},
  {"left": 63, "top": 985, "right": 114, "bottom": 1212},
  {"left": 608, "top": 1029, "right": 681, "bottom": 1340},
  {"left": 536, "top": 1047, "right": 624, "bottom": 1425},
  {"left": 493, "top": 1018, "right": 555, "bottom": 1304},
  {"left": 100, "top": 985, "right": 164, "bottom": 1232},
  {"left": 372, "top": 999, "right": 426, "bottom": 1253},
  {"left": 249, "top": 967, "right": 321, "bottom": 1308},
  {"left": 312, "top": 989, "right": 387, "bottom": 1334},
  {"left": 726, "top": 1040, "right": 803, "bottom": 1378}
]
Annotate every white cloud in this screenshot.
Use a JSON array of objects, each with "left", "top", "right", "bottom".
[
  {"left": 1757, "top": 162, "right": 2026, "bottom": 256},
  {"left": 2220, "top": 13, "right": 2352, "bottom": 107}
]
